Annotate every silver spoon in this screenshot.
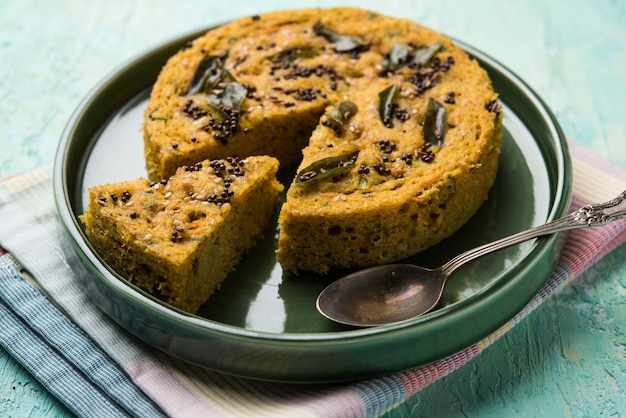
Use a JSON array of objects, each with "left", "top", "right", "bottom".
[{"left": 317, "top": 190, "right": 626, "bottom": 327}]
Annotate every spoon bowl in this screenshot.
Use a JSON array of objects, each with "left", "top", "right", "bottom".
[
  {"left": 317, "top": 265, "right": 445, "bottom": 327},
  {"left": 317, "top": 190, "right": 626, "bottom": 327}
]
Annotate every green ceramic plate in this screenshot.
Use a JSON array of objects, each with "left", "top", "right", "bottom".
[{"left": 54, "top": 26, "right": 571, "bottom": 383}]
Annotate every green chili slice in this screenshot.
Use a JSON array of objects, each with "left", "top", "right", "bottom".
[{"left": 358, "top": 175, "right": 370, "bottom": 192}]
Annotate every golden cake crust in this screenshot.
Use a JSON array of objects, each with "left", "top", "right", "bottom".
[{"left": 144, "top": 7, "right": 503, "bottom": 274}]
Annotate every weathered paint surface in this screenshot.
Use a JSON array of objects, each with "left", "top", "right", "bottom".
[{"left": 1, "top": 0, "right": 624, "bottom": 416}]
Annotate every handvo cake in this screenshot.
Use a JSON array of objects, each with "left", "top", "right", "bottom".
[
  {"left": 82, "top": 7, "right": 502, "bottom": 313},
  {"left": 143, "top": 7, "right": 502, "bottom": 273}
]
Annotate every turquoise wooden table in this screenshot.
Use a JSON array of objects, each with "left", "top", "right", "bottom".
[{"left": 1, "top": 0, "right": 624, "bottom": 416}]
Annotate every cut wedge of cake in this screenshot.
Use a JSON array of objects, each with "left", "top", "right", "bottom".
[{"left": 81, "top": 156, "right": 282, "bottom": 313}]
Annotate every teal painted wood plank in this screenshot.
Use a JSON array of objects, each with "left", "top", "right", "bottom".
[
  {"left": 1, "top": 348, "right": 72, "bottom": 417},
  {"left": 1, "top": 0, "right": 624, "bottom": 416}
]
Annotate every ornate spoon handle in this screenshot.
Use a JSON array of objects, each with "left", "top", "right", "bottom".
[
  {"left": 441, "top": 190, "right": 626, "bottom": 276},
  {"left": 573, "top": 190, "right": 626, "bottom": 225}
]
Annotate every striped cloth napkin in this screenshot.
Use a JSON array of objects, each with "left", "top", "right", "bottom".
[{"left": 0, "top": 139, "right": 625, "bottom": 417}]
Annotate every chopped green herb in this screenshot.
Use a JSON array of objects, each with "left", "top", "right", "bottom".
[
  {"left": 378, "top": 84, "right": 398, "bottom": 128},
  {"left": 423, "top": 98, "right": 448, "bottom": 146},
  {"left": 313, "top": 22, "right": 367, "bottom": 52},
  {"left": 296, "top": 150, "right": 359, "bottom": 184},
  {"left": 148, "top": 106, "right": 167, "bottom": 122}
]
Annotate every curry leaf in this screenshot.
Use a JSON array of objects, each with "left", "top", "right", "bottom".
[
  {"left": 269, "top": 47, "right": 318, "bottom": 63},
  {"left": 325, "top": 101, "right": 358, "bottom": 126},
  {"left": 412, "top": 42, "right": 442, "bottom": 66},
  {"left": 207, "top": 82, "right": 246, "bottom": 113},
  {"left": 378, "top": 84, "right": 398, "bottom": 128},
  {"left": 383, "top": 42, "right": 410, "bottom": 72},
  {"left": 423, "top": 98, "right": 448, "bottom": 146},
  {"left": 296, "top": 150, "right": 359, "bottom": 184},
  {"left": 382, "top": 41, "right": 443, "bottom": 72},
  {"left": 313, "top": 22, "right": 367, "bottom": 52},
  {"left": 186, "top": 55, "right": 246, "bottom": 115},
  {"left": 187, "top": 56, "right": 229, "bottom": 95}
]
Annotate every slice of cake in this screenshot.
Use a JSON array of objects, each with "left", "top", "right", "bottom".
[
  {"left": 81, "top": 156, "right": 282, "bottom": 313},
  {"left": 277, "top": 76, "right": 501, "bottom": 273}
]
